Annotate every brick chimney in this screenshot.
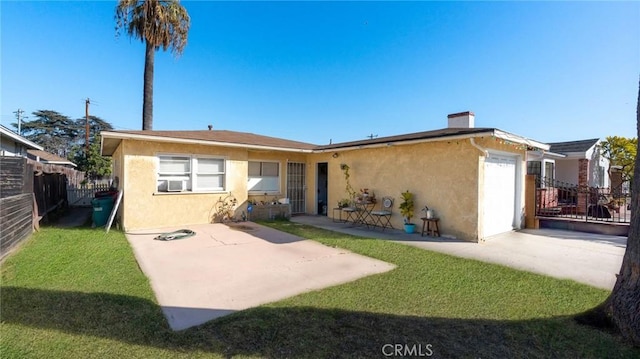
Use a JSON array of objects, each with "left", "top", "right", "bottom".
[{"left": 447, "top": 111, "right": 475, "bottom": 128}]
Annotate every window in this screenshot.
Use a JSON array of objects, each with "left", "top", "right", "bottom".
[
  {"left": 248, "top": 161, "right": 280, "bottom": 192},
  {"left": 544, "top": 161, "right": 555, "bottom": 183},
  {"left": 597, "top": 165, "right": 605, "bottom": 187},
  {"left": 157, "top": 155, "right": 225, "bottom": 192},
  {"left": 527, "top": 161, "right": 541, "bottom": 176}
]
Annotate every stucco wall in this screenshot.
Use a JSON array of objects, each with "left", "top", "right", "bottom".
[
  {"left": 118, "top": 135, "right": 526, "bottom": 241},
  {"left": 309, "top": 136, "right": 525, "bottom": 241},
  {"left": 120, "top": 140, "right": 297, "bottom": 230}
]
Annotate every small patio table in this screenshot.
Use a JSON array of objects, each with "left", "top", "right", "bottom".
[{"left": 354, "top": 201, "right": 376, "bottom": 228}]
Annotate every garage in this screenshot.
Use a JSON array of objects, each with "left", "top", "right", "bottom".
[{"left": 483, "top": 153, "right": 518, "bottom": 238}]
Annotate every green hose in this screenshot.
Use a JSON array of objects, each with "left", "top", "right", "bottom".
[{"left": 154, "top": 229, "right": 196, "bottom": 241}]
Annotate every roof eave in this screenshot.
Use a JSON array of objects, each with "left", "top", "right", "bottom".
[
  {"left": 314, "top": 129, "right": 550, "bottom": 153},
  {"left": 0, "top": 127, "right": 44, "bottom": 151},
  {"left": 100, "top": 131, "right": 314, "bottom": 155}
]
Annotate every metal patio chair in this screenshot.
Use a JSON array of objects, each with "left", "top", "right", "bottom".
[
  {"left": 341, "top": 203, "right": 359, "bottom": 223},
  {"left": 370, "top": 197, "right": 394, "bottom": 231}
]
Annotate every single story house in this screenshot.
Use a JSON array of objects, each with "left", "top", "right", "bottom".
[
  {"left": 0, "top": 124, "right": 43, "bottom": 157},
  {"left": 101, "top": 111, "right": 549, "bottom": 242},
  {"left": 526, "top": 138, "right": 609, "bottom": 188}
]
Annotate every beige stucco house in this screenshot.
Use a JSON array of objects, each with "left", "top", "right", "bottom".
[{"left": 101, "top": 112, "right": 549, "bottom": 242}]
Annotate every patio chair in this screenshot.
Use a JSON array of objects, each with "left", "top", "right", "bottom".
[
  {"left": 370, "top": 197, "right": 394, "bottom": 231},
  {"left": 341, "top": 204, "right": 359, "bottom": 223}
]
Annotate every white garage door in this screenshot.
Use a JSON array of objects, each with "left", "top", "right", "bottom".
[{"left": 483, "top": 154, "right": 517, "bottom": 238}]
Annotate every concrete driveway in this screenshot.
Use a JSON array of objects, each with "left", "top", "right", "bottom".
[
  {"left": 125, "top": 222, "right": 395, "bottom": 331},
  {"left": 291, "top": 216, "right": 626, "bottom": 291}
]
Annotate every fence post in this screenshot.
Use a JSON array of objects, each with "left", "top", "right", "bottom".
[{"left": 525, "top": 175, "right": 539, "bottom": 229}]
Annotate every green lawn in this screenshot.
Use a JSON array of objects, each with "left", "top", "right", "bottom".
[{"left": 1, "top": 222, "right": 637, "bottom": 358}]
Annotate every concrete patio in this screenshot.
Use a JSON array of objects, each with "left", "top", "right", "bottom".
[{"left": 125, "top": 222, "right": 395, "bottom": 331}]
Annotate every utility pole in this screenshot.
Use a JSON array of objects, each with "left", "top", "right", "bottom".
[
  {"left": 85, "top": 98, "right": 90, "bottom": 155},
  {"left": 366, "top": 133, "right": 378, "bottom": 140},
  {"left": 13, "top": 109, "right": 25, "bottom": 135}
]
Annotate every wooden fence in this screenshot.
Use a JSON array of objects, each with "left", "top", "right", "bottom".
[
  {"left": 1, "top": 156, "right": 85, "bottom": 259},
  {"left": 0, "top": 194, "right": 34, "bottom": 260},
  {"left": 0, "top": 157, "right": 35, "bottom": 260}
]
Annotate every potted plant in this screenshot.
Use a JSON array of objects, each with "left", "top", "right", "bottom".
[{"left": 399, "top": 190, "right": 415, "bottom": 233}]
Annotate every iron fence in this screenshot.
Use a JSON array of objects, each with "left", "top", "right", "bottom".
[{"left": 535, "top": 176, "right": 630, "bottom": 223}]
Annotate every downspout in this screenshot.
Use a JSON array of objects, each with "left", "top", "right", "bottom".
[
  {"left": 470, "top": 138, "right": 488, "bottom": 157},
  {"left": 470, "top": 137, "right": 489, "bottom": 243}
]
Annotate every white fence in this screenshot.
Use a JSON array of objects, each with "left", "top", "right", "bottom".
[{"left": 67, "top": 184, "right": 111, "bottom": 207}]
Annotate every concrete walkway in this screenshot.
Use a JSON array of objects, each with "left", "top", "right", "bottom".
[
  {"left": 125, "top": 222, "right": 395, "bottom": 331},
  {"left": 291, "top": 215, "right": 626, "bottom": 290}
]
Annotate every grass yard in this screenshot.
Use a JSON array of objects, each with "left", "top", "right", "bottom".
[{"left": 1, "top": 221, "right": 638, "bottom": 358}]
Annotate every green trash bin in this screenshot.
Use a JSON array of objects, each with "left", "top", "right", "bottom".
[{"left": 92, "top": 197, "right": 114, "bottom": 227}]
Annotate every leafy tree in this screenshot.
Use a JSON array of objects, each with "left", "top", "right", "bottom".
[
  {"left": 14, "top": 110, "right": 114, "bottom": 180},
  {"left": 74, "top": 115, "right": 114, "bottom": 146},
  {"left": 115, "top": 0, "right": 190, "bottom": 130},
  {"left": 16, "top": 110, "right": 79, "bottom": 158},
  {"left": 71, "top": 138, "right": 112, "bottom": 181},
  {"left": 578, "top": 79, "right": 640, "bottom": 346},
  {"left": 600, "top": 136, "right": 637, "bottom": 184},
  {"left": 68, "top": 115, "right": 114, "bottom": 180}
]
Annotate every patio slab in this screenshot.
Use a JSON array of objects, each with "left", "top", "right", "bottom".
[{"left": 125, "top": 222, "right": 395, "bottom": 331}]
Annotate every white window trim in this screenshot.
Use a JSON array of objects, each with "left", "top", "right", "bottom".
[
  {"left": 248, "top": 160, "right": 281, "bottom": 194},
  {"left": 156, "top": 154, "right": 228, "bottom": 194}
]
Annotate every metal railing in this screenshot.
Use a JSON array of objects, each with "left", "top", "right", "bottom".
[{"left": 535, "top": 176, "right": 630, "bottom": 223}]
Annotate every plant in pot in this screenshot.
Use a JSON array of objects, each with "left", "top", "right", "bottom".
[{"left": 399, "top": 190, "right": 415, "bottom": 233}]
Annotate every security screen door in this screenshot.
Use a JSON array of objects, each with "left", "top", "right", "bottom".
[{"left": 287, "top": 162, "right": 306, "bottom": 214}]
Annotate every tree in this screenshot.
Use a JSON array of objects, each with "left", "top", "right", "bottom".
[
  {"left": 68, "top": 115, "right": 114, "bottom": 180},
  {"left": 74, "top": 115, "right": 114, "bottom": 145},
  {"left": 600, "top": 136, "right": 637, "bottom": 185},
  {"left": 71, "top": 139, "right": 112, "bottom": 181},
  {"left": 16, "top": 110, "right": 79, "bottom": 158},
  {"left": 578, "top": 79, "right": 640, "bottom": 347},
  {"left": 115, "top": 0, "right": 190, "bottom": 130}
]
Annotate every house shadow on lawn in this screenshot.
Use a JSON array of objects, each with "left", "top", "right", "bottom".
[{"left": 3, "top": 287, "right": 638, "bottom": 358}]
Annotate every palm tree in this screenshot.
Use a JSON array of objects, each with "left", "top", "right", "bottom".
[{"left": 115, "top": 0, "right": 190, "bottom": 130}]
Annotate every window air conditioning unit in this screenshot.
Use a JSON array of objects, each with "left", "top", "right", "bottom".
[{"left": 167, "top": 180, "right": 184, "bottom": 192}]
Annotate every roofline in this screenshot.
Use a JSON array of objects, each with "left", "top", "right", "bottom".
[
  {"left": 314, "top": 129, "right": 549, "bottom": 153},
  {"left": 526, "top": 149, "right": 567, "bottom": 159},
  {"left": 0, "top": 125, "right": 44, "bottom": 150},
  {"left": 40, "top": 160, "right": 77, "bottom": 168},
  {"left": 101, "top": 128, "right": 550, "bottom": 155},
  {"left": 100, "top": 131, "right": 315, "bottom": 154}
]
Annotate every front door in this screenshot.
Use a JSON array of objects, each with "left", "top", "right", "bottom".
[
  {"left": 287, "top": 162, "right": 306, "bottom": 214},
  {"left": 317, "top": 163, "right": 328, "bottom": 215}
]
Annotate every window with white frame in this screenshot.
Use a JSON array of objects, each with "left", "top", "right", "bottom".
[
  {"left": 544, "top": 161, "right": 555, "bottom": 183},
  {"left": 157, "top": 155, "right": 225, "bottom": 192},
  {"left": 248, "top": 161, "right": 279, "bottom": 193}
]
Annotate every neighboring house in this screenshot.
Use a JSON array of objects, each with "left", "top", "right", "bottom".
[
  {"left": 0, "top": 124, "right": 43, "bottom": 156},
  {"left": 27, "top": 149, "right": 77, "bottom": 168},
  {"left": 527, "top": 138, "right": 609, "bottom": 188},
  {"left": 100, "top": 111, "right": 549, "bottom": 242}
]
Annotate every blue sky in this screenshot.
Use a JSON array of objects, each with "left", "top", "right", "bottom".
[{"left": 2, "top": 1, "right": 639, "bottom": 145}]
